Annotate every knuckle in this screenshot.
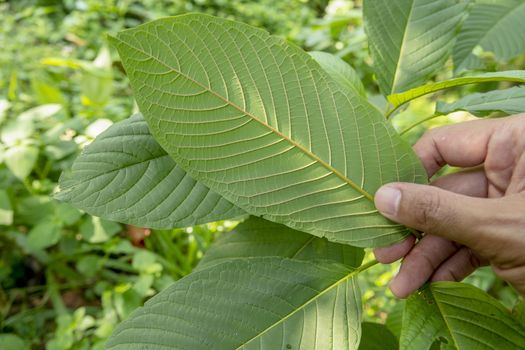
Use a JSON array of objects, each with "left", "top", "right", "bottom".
[{"left": 413, "top": 189, "right": 442, "bottom": 229}]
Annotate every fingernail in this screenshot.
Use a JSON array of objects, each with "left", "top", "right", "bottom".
[{"left": 375, "top": 185, "right": 401, "bottom": 217}]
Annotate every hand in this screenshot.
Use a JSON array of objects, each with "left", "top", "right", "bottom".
[{"left": 373, "top": 114, "right": 525, "bottom": 298}]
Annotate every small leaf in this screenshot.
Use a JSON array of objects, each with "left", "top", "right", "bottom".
[
  {"left": 388, "top": 70, "right": 525, "bottom": 108},
  {"left": 0, "top": 189, "right": 13, "bottom": 225},
  {"left": 436, "top": 86, "right": 525, "bottom": 116},
  {"left": 0, "top": 118, "right": 34, "bottom": 145},
  {"left": 453, "top": 0, "right": 525, "bottom": 72},
  {"left": 0, "top": 334, "right": 30, "bottom": 350},
  {"left": 4, "top": 145, "right": 39, "bottom": 179},
  {"left": 27, "top": 219, "right": 62, "bottom": 250},
  {"left": 309, "top": 51, "right": 366, "bottom": 97},
  {"left": 79, "top": 216, "right": 120, "bottom": 243},
  {"left": 110, "top": 14, "right": 427, "bottom": 248},
  {"left": 359, "top": 322, "right": 398, "bottom": 350},
  {"left": 198, "top": 216, "right": 364, "bottom": 270},
  {"left": 364, "top": 0, "right": 467, "bottom": 94},
  {"left": 106, "top": 257, "right": 363, "bottom": 350},
  {"left": 400, "top": 282, "right": 525, "bottom": 350},
  {"left": 56, "top": 114, "right": 244, "bottom": 229}
]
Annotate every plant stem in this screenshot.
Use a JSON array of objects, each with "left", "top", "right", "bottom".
[{"left": 399, "top": 114, "right": 440, "bottom": 135}]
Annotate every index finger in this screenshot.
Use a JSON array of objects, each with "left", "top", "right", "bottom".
[{"left": 413, "top": 117, "right": 502, "bottom": 177}]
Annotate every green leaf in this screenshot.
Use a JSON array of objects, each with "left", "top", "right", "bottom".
[
  {"left": 453, "top": 0, "right": 525, "bottom": 72},
  {"left": 198, "top": 216, "right": 365, "bottom": 270},
  {"left": 4, "top": 145, "right": 39, "bottom": 180},
  {"left": 388, "top": 70, "right": 525, "bottom": 108},
  {"left": 0, "top": 118, "right": 34, "bottom": 145},
  {"left": 436, "top": 86, "right": 525, "bottom": 116},
  {"left": 0, "top": 189, "right": 13, "bottom": 225},
  {"left": 56, "top": 113, "right": 244, "bottom": 229},
  {"left": 27, "top": 219, "right": 62, "bottom": 250},
  {"left": 106, "top": 257, "right": 363, "bottom": 350},
  {"left": 0, "top": 334, "right": 30, "bottom": 350},
  {"left": 363, "top": 0, "right": 467, "bottom": 95},
  {"left": 110, "top": 14, "right": 427, "bottom": 248},
  {"left": 400, "top": 282, "right": 525, "bottom": 350},
  {"left": 359, "top": 322, "right": 398, "bottom": 350},
  {"left": 514, "top": 298, "right": 525, "bottom": 326},
  {"left": 386, "top": 300, "right": 405, "bottom": 339},
  {"left": 79, "top": 216, "right": 120, "bottom": 243},
  {"left": 309, "top": 51, "right": 366, "bottom": 97}
]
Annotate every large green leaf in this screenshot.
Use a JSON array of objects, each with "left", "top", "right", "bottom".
[
  {"left": 56, "top": 113, "right": 244, "bottom": 229},
  {"left": 197, "top": 216, "right": 365, "bottom": 270},
  {"left": 363, "top": 0, "right": 466, "bottom": 95},
  {"left": 309, "top": 51, "right": 366, "bottom": 98},
  {"left": 388, "top": 70, "right": 525, "bottom": 108},
  {"left": 110, "top": 14, "right": 427, "bottom": 248},
  {"left": 436, "top": 86, "right": 525, "bottom": 116},
  {"left": 400, "top": 282, "right": 525, "bottom": 350},
  {"left": 106, "top": 257, "right": 363, "bottom": 350},
  {"left": 453, "top": 0, "right": 525, "bottom": 72}
]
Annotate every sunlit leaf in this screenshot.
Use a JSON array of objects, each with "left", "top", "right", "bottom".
[
  {"left": 107, "top": 257, "right": 363, "bottom": 350},
  {"left": 110, "top": 14, "right": 427, "bottom": 248},
  {"left": 388, "top": 70, "right": 525, "bottom": 108},
  {"left": 198, "top": 216, "right": 365, "bottom": 270},
  {"left": 453, "top": 0, "right": 525, "bottom": 72},
  {"left": 0, "top": 189, "right": 13, "bottom": 226},
  {"left": 56, "top": 113, "right": 244, "bottom": 229},
  {"left": 400, "top": 282, "right": 525, "bottom": 350},
  {"left": 4, "top": 145, "right": 38, "bottom": 180},
  {"left": 363, "top": 0, "right": 466, "bottom": 94},
  {"left": 436, "top": 86, "right": 525, "bottom": 116}
]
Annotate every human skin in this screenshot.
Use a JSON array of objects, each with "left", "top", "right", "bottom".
[{"left": 373, "top": 114, "right": 525, "bottom": 298}]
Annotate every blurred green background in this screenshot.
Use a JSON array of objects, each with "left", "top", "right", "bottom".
[{"left": 0, "top": 1, "right": 523, "bottom": 349}]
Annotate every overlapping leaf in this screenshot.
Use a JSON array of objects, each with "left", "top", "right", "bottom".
[
  {"left": 309, "top": 51, "right": 366, "bottom": 98},
  {"left": 110, "top": 14, "right": 427, "bottom": 248},
  {"left": 388, "top": 70, "right": 525, "bottom": 108},
  {"left": 56, "top": 113, "right": 244, "bottom": 229},
  {"left": 453, "top": 0, "right": 525, "bottom": 72},
  {"left": 359, "top": 322, "right": 398, "bottom": 350},
  {"left": 197, "top": 216, "right": 365, "bottom": 270},
  {"left": 363, "top": 0, "right": 466, "bottom": 95},
  {"left": 436, "top": 86, "right": 525, "bottom": 116},
  {"left": 106, "top": 257, "right": 363, "bottom": 350},
  {"left": 400, "top": 282, "right": 525, "bottom": 350}
]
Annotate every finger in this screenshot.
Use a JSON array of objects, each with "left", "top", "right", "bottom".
[
  {"left": 431, "top": 247, "right": 487, "bottom": 282},
  {"left": 413, "top": 117, "right": 503, "bottom": 177},
  {"left": 374, "top": 168, "right": 487, "bottom": 264},
  {"left": 374, "top": 182, "right": 508, "bottom": 249},
  {"left": 431, "top": 167, "right": 488, "bottom": 198},
  {"left": 374, "top": 235, "right": 416, "bottom": 264},
  {"left": 389, "top": 235, "right": 459, "bottom": 298}
]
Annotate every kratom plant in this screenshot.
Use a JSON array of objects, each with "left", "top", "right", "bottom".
[{"left": 56, "top": 0, "right": 525, "bottom": 349}]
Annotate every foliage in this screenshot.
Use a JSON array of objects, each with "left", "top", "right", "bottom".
[{"left": 2, "top": 0, "right": 525, "bottom": 349}]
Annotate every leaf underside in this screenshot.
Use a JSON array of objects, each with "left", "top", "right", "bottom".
[
  {"left": 110, "top": 14, "right": 427, "bottom": 248},
  {"left": 453, "top": 0, "right": 525, "bottom": 72},
  {"left": 436, "top": 85, "right": 525, "bottom": 117},
  {"left": 400, "top": 282, "right": 525, "bottom": 350},
  {"left": 197, "top": 216, "right": 365, "bottom": 270},
  {"left": 106, "top": 257, "right": 362, "bottom": 350},
  {"left": 56, "top": 113, "right": 244, "bottom": 229},
  {"left": 364, "top": 0, "right": 466, "bottom": 95}
]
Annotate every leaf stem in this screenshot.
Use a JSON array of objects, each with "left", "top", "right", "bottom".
[{"left": 399, "top": 114, "right": 440, "bottom": 136}]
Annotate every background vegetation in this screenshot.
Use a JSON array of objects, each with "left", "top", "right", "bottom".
[{"left": 0, "top": 0, "right": 523, "bottom": 349}]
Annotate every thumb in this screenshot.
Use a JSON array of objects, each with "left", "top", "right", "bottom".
[{"left": 374, "top": 183, "right": 500, "bottom": 247}]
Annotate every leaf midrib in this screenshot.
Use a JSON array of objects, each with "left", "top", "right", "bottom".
[
  {"left": 111, "top": 34, "right": 375, "bottom": 203},
  {"left": 390, "top": 0, "right": 416, "bottom": 94},
  {"left": 233, "top": 259, "right": 374, "bottom": 349}
]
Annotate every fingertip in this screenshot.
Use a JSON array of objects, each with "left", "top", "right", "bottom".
[
  {"left": 373, "top": 236, "right": 416, "bottom": 264},
  {"left": 389, "top": 275, "right": 410, "bottom": 299}
]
